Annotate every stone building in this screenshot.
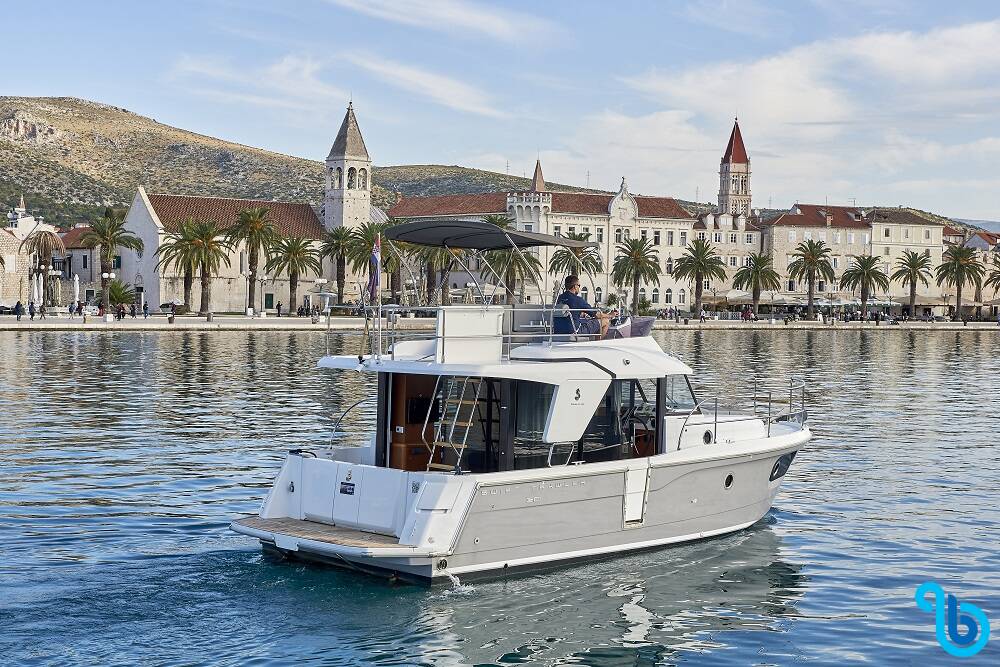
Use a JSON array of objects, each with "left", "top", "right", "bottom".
[
  {"left": 390, "top": 162, "right": 697, "bottom": 309},
  {"left": 762, "top": 204, "right": 872, "bottom": 295},
  {"left": 1, "top": 196, "right": 62, "bottom": 307},
  {"left": 106, "top": 104, "right": 379, "bottom": 313},
  {"left": 866, "top": 207, "right": 945, "bottom": 292}
]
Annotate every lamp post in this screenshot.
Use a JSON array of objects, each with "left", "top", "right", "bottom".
[{"left": 258, "top": 275, "right": 269, "bottom": 315}]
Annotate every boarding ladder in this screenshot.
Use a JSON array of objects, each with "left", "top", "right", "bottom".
[{"left": 423, "top": 376, "right": 483, "bottom": 472}]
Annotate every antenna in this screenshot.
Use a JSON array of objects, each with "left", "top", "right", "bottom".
[
  {"left": 506, "top": 160, "right": 509, "bottom": 175},
  {"left": 695, "top": 186, "right": 699, "bottom": 202},
  {"left": 586, "top": 170, "right": 590, "bottom": 187}
]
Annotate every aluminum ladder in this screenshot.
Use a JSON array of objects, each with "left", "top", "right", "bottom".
[{"left": 424, "top": 376, "right": 483, "bottom": 472}]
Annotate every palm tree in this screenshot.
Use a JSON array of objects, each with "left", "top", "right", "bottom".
[
  {"left": 226, "top": 207, "right": 277, "bottom": 314},
  {"left": 890, "top": 249, "right": 933, "bottom": 317},
  {"left": 19, "top": 228, "right": 67, "bottom": 307},
  {"left": 935, "top": 245, "right": 985, "bottom": 321},
  {"left": 672, "top": 238, "right": 726, "bottom": 317},
  {"left": 985, "top": 255, "right": 1000, "bottom": 298},
  {"left": 611, "top": 237, "right": 661, "bottom": 314},
  {"left": 418, "top": 245, "right": 463, "bottom": 305},
  {"left": 732, "top": 252, "right": 781, "bottom": 315},
  {"left": 319, "top": 226, "right": 352, "bottom": 305},
  {"left": 189, "top": 220, "right": 232, "bottom": 314},
  {"left": 266, "top": 237, "right": 322, "bottom": 314},
  {"left": 80, "top": 208, "right": 144, "bottom": 312},
  {"left": 482, "top": 214, "right": 542, "bottom": 304},
  {"left": 155, "top": 218, "right": 200, "bottom": 311},
  {"left": 96, "top": 279, "right": 137, "bottom": 307},
  {"left": 548, "top": 231, "right": 602, "bottom": 279},
  {"left": 840, "top": 255, "right": 889, "bottom": 318},
  {"left": 787, "top": 240, "right": 835, "bottom": 318}
]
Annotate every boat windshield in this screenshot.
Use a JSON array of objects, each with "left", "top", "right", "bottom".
[{"left": 626, "top": 376, "right": 697, "bottom": 417}]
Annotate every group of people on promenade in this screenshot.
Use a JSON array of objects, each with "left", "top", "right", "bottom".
[{"left": 10, "top": 300, "right": 151, "bottom": 321}]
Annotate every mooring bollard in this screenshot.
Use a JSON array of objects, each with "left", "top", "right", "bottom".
[{"left": 206, "top": 312, "right": 213, "bottom": 323}]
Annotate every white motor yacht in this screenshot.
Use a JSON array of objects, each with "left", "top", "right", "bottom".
[{"left": 231, "top": 221, "right": 810, "bottom": 584}]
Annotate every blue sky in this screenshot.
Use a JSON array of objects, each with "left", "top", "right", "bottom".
[{"left": 7, "top": 0, "right": 1000, "bottom": 219}]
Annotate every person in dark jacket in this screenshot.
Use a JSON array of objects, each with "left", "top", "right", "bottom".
[
  {"left": 14, "top": 301, "right": 23, "bottom": 321},
  {"left": 29, "top": 301, "right": 36, "bottom": 320},
  {"left": 554, "top": 275, "right": 611, "bottom": 337}
]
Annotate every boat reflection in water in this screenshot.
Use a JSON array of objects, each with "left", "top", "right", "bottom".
[{"left": 406, "top": 521, "right": 806, "bottom": 665}]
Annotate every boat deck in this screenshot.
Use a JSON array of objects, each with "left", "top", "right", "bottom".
[{"left": 233, "top": 517, "right": 400, "bottom": 548}]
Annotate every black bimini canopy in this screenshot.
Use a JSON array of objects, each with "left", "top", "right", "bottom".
[{"left": 384, "top": 220, "right": 596, "bottom": 251}]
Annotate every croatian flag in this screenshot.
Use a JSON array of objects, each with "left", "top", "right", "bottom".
[{"left": 367, "top": 234, "right": 381, "bottom": 302}]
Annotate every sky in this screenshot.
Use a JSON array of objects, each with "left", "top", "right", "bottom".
[{"left": 6, "top": 0, "right": 1000, "bottom": 219}]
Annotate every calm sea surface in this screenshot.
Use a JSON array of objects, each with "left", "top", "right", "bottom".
[{"left": 1, "top": 329, "right": 998, "bottom": 666}]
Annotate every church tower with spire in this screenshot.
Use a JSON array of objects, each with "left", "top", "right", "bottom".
[
  {"left": 324, "top": 103, "right": 372, "bottom": 230},
  {"left": 718, "top": 118, "right": 751, "bottom": 216}
]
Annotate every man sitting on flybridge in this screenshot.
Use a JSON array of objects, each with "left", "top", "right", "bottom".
[{"left": 554, "top": 275, "right": 613, "bottom": 338}]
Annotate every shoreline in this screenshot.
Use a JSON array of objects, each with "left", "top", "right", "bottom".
[{"left": 1, "top": 315, "right": 997, "bottom": 332}]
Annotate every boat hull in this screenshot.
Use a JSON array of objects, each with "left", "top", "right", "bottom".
[{"left": 233, "top": 435, "right": 804, "bottom": 584}]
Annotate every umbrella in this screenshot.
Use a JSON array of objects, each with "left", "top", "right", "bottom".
[
  {"left": 73, "top": 274, "right": 80, "bottom": 303},
  {"left": 31, "top": 273, "right": 39, "bottom": 303}
]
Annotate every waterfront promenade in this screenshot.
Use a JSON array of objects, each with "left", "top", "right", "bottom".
[{"left": 2, "top": 314, "right": 998, "bottom": 332}]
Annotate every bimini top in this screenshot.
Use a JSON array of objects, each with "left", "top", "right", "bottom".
[{"left": 384, "top": 219, "right": 596, "bottom": 251}]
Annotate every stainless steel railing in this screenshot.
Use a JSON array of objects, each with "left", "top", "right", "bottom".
[{"left": 675, "top": 378, "right": 807, "bottom": 451}]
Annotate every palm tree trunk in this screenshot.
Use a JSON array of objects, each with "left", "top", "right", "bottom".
[
  {"left": 336, "top": 254, "right": 345, "bottom": 305},
  {"left": 200, "top": 260, "right": 212, "bottom": 314},
  {"left": 183, "top": 264, "right": 193, "bottom": 311},
  {"left": 861, "top": 285, "right": 870, "bottom": 321},
  {"left": 632, "top": 274, "right": 640, "bottom": 314},
  {"left": 247, "top": 246, "right": 258, "bottom": 314},
  {"left": 955, "top": 282, "right": 963, "bottom": 321},
  {"left": 426, "top": 262, "right": 437, "bottom": 306},
  {"left": 752, "top": 286, "right": 761, "bottom": 317},
  {"left": 440, "top": 266, "right": 449, "bottom": 305},
  {"left": 694, "top": 271, "right": 704, "bottom": 317},
  {"left": 806, "top": 274, "right": 815, "bottom": 318},
  {"left": 506, "top": 266, "right": 515, "bottom": 305},
  {"left": 290, "top": 270, "right": 298, "bottom": 314},
  {"left": 909, "top": 281, "right": 917, "bottom": 318}
]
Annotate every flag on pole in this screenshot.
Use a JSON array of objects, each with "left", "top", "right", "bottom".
[{"left": 367, "top": 234, "right": 381, "bottom": 303}]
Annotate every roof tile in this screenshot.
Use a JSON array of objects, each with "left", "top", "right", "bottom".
[{"left": 146, "top": 194, "right": 324, "bottom": 239}]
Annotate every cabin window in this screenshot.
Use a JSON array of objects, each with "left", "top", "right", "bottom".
[{"left": 513, "top": 381, "right": 555, "bottom": 469}]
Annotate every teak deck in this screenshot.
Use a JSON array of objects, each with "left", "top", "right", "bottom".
[{"left": 234, "top": 517, "right": 400, "bottom": 548}]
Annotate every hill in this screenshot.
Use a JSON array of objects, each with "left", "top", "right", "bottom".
[{"left": 0, "top": 96, "right": 645, "bottom": 228}]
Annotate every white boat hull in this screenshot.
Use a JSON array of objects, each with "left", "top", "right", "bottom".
[{"left": 232, "top": 425, "right": 808, "bottom": 584}]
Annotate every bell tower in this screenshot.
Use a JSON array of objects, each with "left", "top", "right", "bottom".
[
  {"left": 718, "top": 118, "right": 751, "bottom": 216},
  {"left": 324, "top": 103, "right": 372, "bottom": 230}
]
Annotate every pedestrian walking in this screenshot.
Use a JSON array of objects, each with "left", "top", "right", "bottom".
[
  {"left": 39, "top": 304, "right": 46, "bottom": 320},
  {"left": 276, "top": 302, "right": 282, "bottom": 317},
  {"left": 143, "top": 302, "right": 150, "bottom": 319},
  {"left": 14, "top": 300, "right": 23, "bottom": 321},
  {"left": 129, "top": 303, "right": 137, "bottom": 319}
]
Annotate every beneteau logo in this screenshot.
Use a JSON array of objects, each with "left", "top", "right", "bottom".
[{"left": 915, "top": 581, "right": 990, "bottom": 657}]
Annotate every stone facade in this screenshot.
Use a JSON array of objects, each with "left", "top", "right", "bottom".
[{"left": 718, "top": 120, "right": 751, "bottom": 216}]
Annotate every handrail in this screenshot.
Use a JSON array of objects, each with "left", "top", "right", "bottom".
[
  {"left": 675, "top": 378, "right": 806, "bottom": 451},
  {"left": 329, "top": 397, "right": 374, "bottom": 443}
]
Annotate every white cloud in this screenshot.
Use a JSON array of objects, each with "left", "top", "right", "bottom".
[
  {"left": 539, "top": 19, "right": 1000, "bottom": 216},
  {"left": 168, "top": 54, "right": 347, "bottom": 112},
  {"left": 345, "top": 53, "right": 507, "bottom": 118},
  {"left": 327, "top": 0, "right": 559, "bottom": 43},
  {"left": 680, "top": 0, "right": 786, "bottom": 36}
]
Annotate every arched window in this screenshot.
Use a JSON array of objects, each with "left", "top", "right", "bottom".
[
  {"left": 639, "top": 287, "right": 647, "bottom": 301},
  {"left": 665, "top": 257, "right": 674, "bottom": 274},
  {"left": 347, "top": 167, "right": 357, "bottom": 189},
  {"left": 581, "top": 286, "right": 589, "bottom": 301},
  {"left": 665, "top": 288, "right": 673, "bottom": 304},
  {"left": 334, "top": 167, "right": 342, "bottom": 189},
  {"left": 594, "top": 287, "right": 603, "bottom": 304},
  {"left": 679, "top": 289, "right": 686, "bottom": 304},
  {"left": 651, "top": 288, "right": 659, "bottom": 304},
  {"left": 358, "top": 168, "right": 368, "bottom": 190}
]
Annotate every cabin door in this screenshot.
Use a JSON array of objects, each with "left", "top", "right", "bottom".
[{"left": 623, "top": 461, "right": 651, "bottom": 524}]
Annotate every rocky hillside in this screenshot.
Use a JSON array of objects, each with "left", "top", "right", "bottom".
[{"left": 0, "top": 96, "right": 634, "bottom": 228}]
